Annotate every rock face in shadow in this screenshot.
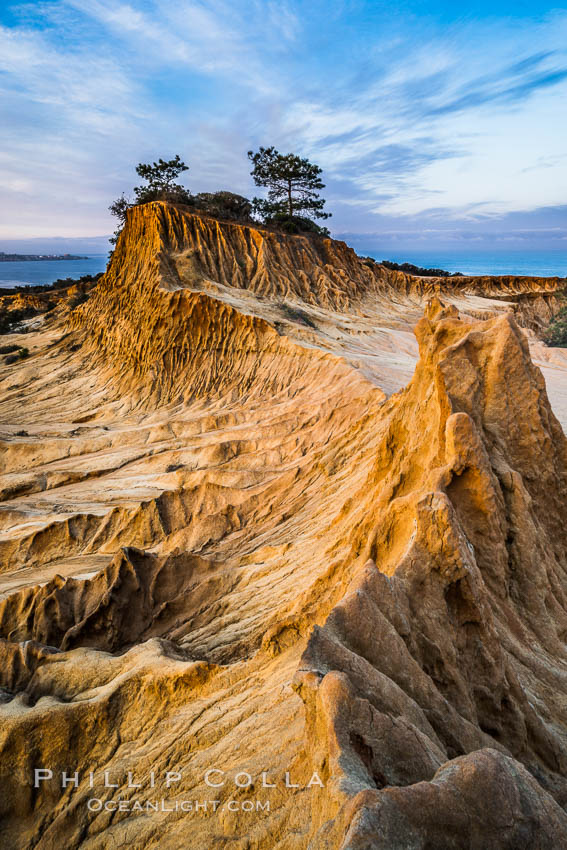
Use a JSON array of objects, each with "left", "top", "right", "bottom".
[
  {"left": 0, "top": 204, "right": 566, "bottom": 849},
  {"left": 0, "top": 548, "right": 223, "bottom": 654}
]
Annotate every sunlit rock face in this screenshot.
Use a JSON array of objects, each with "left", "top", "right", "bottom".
[{"left": 0, "top": 202, "right": 566, "bottom": 849}]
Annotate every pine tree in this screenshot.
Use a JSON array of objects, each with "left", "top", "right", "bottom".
[
  {"left": 247, "top": 147, "right": 331, "bottom": 233},
  {"left": 109, "top": 155, "right": 191, "bottom": 245},
  {"left": 132, "top": 155, "right": 190, "bottom": 204}
]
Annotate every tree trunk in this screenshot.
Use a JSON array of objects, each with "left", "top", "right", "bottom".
[{"left": 287, "top": 180, "right": 293, "bottom": 218}]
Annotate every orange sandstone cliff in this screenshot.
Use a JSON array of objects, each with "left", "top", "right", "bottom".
[{"left": 0, "top": 202, "right": 566, "bottom": 849}]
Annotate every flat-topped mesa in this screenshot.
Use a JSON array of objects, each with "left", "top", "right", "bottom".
[
  {"left": 66, "top": 202, "right": 387, "bottom": 405},
  {"left": 381, "top": 267, "right": 567, "bottom": 332},
  {"left": 94, "top": 202, "right": 566, "bottom": 306},
  {"left": 382, "top": 269, "right": 566, "bottom": 297},
  {"left": 96, "top": 200, "right": 384, "bottom": 307},
  {"left": 65, "top": 201, "right": 565, "bottom": 407},
  {"left": 153, "top": 202, "right": 382, "bottom": 306}
]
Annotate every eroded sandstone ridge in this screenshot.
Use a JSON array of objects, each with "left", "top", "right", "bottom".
[{"left": 0, "top": 203, "right": 566, "bottom": 849}]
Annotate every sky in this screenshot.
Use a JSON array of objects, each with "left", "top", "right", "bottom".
[{"left": 0, "top": 0, "right": 566, "bottom": 253}]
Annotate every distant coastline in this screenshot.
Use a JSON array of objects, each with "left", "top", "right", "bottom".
[
  {"left": 0, "top": 254, "right": 108, "bottom": 288},
  {"left": 0, "top": 252, "right": 88, "bottom": 262}
]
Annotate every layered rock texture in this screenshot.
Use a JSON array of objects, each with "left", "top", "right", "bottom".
[{"left": 0, "top": 202, "right": 566, "bottom": 849}]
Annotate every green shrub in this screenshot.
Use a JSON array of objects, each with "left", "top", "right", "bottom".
[
  {"left": 51, "top": 273, "right": 103, "bottom": 290},
  {"left": 68, "top": 291, "right": 89, "bottom": 310},
  {"left": 380, "top": 260, "right": 461, "bottom": 277},
  {"left": 261, "top": 212, "right": 330, "bottom": 237},
  {"left": 0, "top": 307, "right": 36, "bottom": 334},
  {"left": 544, "top": 294, "right": 567, "bottom": 347},
  {"left": 4, "top": 346, "right": 29, "bottom": 364},
  {"left": 278, "top": 302, "right": 317, "bottom": 328},
  {"left": 0, "top": 274, "right": 103, "bottom": 297},
  {"left": 193, "top": 191, "right": 253, "bottom": 222}
]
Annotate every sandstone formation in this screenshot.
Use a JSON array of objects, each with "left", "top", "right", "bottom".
[{"left": 0, "top": 202, "right": 566, "bottom": 849}]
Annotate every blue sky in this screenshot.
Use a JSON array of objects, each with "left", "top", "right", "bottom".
[{"left": 0, "top": 0, "right": 566, "bottom": 252}]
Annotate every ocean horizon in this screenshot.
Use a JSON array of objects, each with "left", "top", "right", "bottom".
[
  {"left": 361, "top": 248, "right": 567, "bottom": 278},
  {"left": 0, "top": 247, "right": 566, "bottom": 289}
]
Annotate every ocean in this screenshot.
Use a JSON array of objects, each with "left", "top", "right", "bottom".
[
  {"left": 0, "top": 249, "right": 566, "bottom": 289},
  {"left": 361, "top": 249, "right": 567, "bottom": 278},
  {"left": 0, "top": 254, "right": 109, "bottom": 289}
]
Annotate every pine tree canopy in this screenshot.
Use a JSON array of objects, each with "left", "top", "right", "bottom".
[{"left": 247, "top": 146, "right": 331, "bottom": 222}]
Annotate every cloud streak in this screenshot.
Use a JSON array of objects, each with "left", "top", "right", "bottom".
[{"left": 0, "top": 0, "right": 566, "bottom": 245}]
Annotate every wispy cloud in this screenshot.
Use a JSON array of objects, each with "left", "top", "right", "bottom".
[
  {"left": 427, "top": 61, "right": 567, "bottom": 117},
  {"left": 0, "top": 0, "right": 566, "bottom": 243}
]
